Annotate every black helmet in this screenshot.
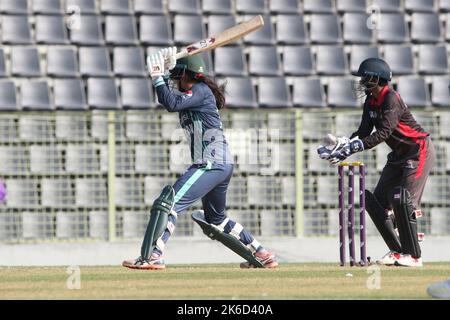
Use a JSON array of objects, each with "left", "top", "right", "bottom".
[{"left": 352, "top": 58, "right": 392, "bottom": 82}]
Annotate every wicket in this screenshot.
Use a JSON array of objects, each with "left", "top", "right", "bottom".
[{"left": 338, "top": 162, "right": 367, "bottom": 267}]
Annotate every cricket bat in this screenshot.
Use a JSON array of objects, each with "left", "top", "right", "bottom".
[{"left": 175, "top": 15, "right": 264, "bottom": 59}]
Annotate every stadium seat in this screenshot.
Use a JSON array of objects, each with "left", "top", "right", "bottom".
[
  {"left": 29, "top": 145, "right": 63, "bottom": 174},
  {"left": 134, "top": 0, "right": 163, "bottom": 14},
  {"left": 236, "top": 0, "right": 266, "bottom": 14},
  {"left": 125, "top": 111, "right": 160, "bottom": 141},
  {"left": 283, "top": 46, "right": 314, "bottom": 76},
  {"left": 0, "top": 81, "right": 18, "bottom": 111},
  {"left": 316, "top": 45, "right": 347, "bottom": 75},
  {"left": 202, "top": 0, "right": 232, "bottom": 14},
  {"left": 418, "top": 45, "right": 449, "bottom": 75},
  {"left": 169, "top": 0, "right": 199, "bottom": 14},
  {"left": 430, "top": 208, "right": 450, "bottom": 235},
  {"left": 260, "top": 210, "right": 294, "bottom": 236},
  {"left": 249, "top": 46, "right": 280, "bottom": 76},
  {"left": 327, "top": 78, "right": 359, "bottom": 108},
  {"left": 65, "top": 144, "right": 100, "bottom": 174},
  {"left": 303, "top": 0, "right": 334, "bottom": 13},
  {"left": 144, "top": 177, "right": 173, "bottom": 206},
  {"left": 383, "top": 45, "right": 414, "bottom": 75},
  {"left": 41, "top": 178, "right": 75, "bottom": 207},
  {"left": 343, "top": 13, "right": 373, "bottom": 44},
  {"left": 310, "top": 14, "right": 342, "bottom": 44},
  {"left": 121, "top": 78, "right": 153, "bottom": 109},
  {"left": 336, "top": 0, "right": 367, "bottom": 13},
  {"left": 56, "top": 212, "right": 86, "bottom": 238},
  {"left": 371, "top": 0, "right": 403, "bottom": 12},
  {"left": 32, "top": 0, "right": 62, "bottom": 14},
  {"left": 115, "top": 178, "right": 143, "bottom": 207},
  {"left": 440, "top": 0, "right": 450, "bottom": 12},
  {"left": 11, "top": 47, "right": 41, "bottom": 77},
  {"left": 65, "top": 0, "right": 98, "bottom": 14},
  {"left": 0, "top": 146, "right": 28, "bottom": 175},
  {"left": 140, "top": 15, "right": 173, "bottom": 45},
  {"left": 75, "top": 178, "right": 108, "bottom": 207},
  {"left": 431, "top": 76, "right": 450, "bottom": 107},
  {"left": 19, "top": 115, "right": 54, "bottom": 141},
  {"left": 396, "top": 77, "right": 431, "bottom": 108},
  {"left": 257, "top": 77, "right": 291, "bottom": 108},
  {"left": 87, "top": 78, "right": 120, "bottom": 109},
  {"left": 46, "top": 46, "right": 78, "bottom": 77},
  {"left": 292, "top": 78, "right": 326, "bottom": 108},
  {"left": 69, "top": 15, "right": 104, "bottom": 45},
  {"left": 35, "top": 15, "right": 68, "bottom": 44},
  {"left": 0, "top": 49, "right": 6, "bottom": 77},
  {"left": 135, "top": 144, "right": 169, "bottom": 174},
  {"left": 377, "top": 14, "right": 408, "bottom": 43},
  {"left": 247, "top": 176, "right": 282, "bottom": 207},
  {"left": 411, "top": 13, "right": 442, "bottom": 43},
  {"left": 405, "top": 0, "right": 436, "bottom": 12},
  {"left": 269, "top": 0, "right": 299, "bottom": 13},
  {"left": 100, "top": 0, "right": 130, "bottom": 14},
  {"left": 5, "top": 179, "right": 39, "bottom": 208},
  {"left": 105, "top": 15, "right": 138, "bottom": 45},
  {"left": 281, "top": 177, "right": 296, "bottom": 206},
  {"left": 214, "top": 47, "right": 247, "bottom": 76},
  {"left": 55, "top": 113, "right": 89, "bottom": 140},
  {"left": 113, "top": 47, "right": 146, "bottom": 77},
  {"left": 174, "top": 15, "right": 205, "bottom": 45},
  {"left": 122, "top": 211, "right": 148, "bottom": 238},
  {"left": 208, "top": 15, "right": 236, "bottom": 37},
  {"left": 1, "top": 15, "right": 32, "bottom": 44},
  {"left": 79, "top": 47, "right": 112, "bottom": 77},
  {"left": 21, "top": 80, "right": 53, "bottom": 110},
  {"left": 22, "top": 212, "right": 53, "bottom": 239},
  {"left": 54, "top": 79, "right": 87, "bottom": 110},
  {"left": 350, "top": 45, "right": 379, "bottom": 73},
  {"left": 421, "top": 176, "right": 449, "bottom": 205},
  {"left": 243, "top": 15, "right": 275, "bottom": 45},
  {"left": 221, "top": 77, "right": 257, "bottom": 108},
  {"left": 276, "top": 14, "right": 308, "bottom": 45},
  {"left": 0, "top": 0, "right": 28, "bottom": 13},
  {"left": 89, "top": 211, "right": 108, "bottom": 239}
]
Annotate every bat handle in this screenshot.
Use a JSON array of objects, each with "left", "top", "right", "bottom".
[{"left": 175, "top": 50, "right": 188, "bottom": 60}]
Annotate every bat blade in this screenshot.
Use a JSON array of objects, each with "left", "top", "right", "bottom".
[{"left": 175, "top": 15, "right": 264, "bottom": 59}]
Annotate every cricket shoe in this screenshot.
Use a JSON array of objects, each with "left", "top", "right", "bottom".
[
  {"left": 376, "top": 251, "right": 401, "bottom": 266},
  {"left": 240, "top": 251, "right": 279, "bottom": 269},
  {"left": 427, "top": 279, "right": 450, "bottom": 299},
  {"left": 122, "top": 253, "right": 166, "bottom": 270},
  {"left": 394, "top": 254, "right": 423, "bottom": 267}
]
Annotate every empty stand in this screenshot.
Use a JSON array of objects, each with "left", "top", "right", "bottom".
[
  {"left": 293, "top": 78, "right": 326, "bottom": 108},
  {"left": 221, "top": 77, "right": 257, "bottom": 108},
  {"left": 283, "top": 46, "right": 314, "bottom": 76},
  {"left": 396, "top": 77, "right": 431, "bottom": 108},
  {"left": 276, "top": 14, "right": 308, "bottom": 45},
  {"left": 21, "top": 80, "right": 53, "bottom": 110},
  {"left": 46, "top": 47, "right": 78, "bottom": 77},
  {"left": 54, "top": 79, "right": 87, "bottom": 110}
]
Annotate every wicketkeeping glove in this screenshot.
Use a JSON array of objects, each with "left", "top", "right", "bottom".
[
  {"left": 146, "top": 52, "right": 165, "bottom": 87},
  {"left": 328, "top": 137, "right": 364, "bottom": 165},
  {"left": 317, "top": 134, "right": 350, "bottom": 160}
]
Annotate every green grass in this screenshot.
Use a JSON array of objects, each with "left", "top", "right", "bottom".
[{"left": 0, "top": 263, "right": 449, "bottom": 299}]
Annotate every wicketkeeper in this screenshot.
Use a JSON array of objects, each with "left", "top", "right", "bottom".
[
  {"left": 123, "top": 48, "right": 278, "bottom": 270},
  {"left": 318, "top": 58, "right": 435, "bottom": 267}
]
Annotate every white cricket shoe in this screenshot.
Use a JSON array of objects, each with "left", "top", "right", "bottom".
[
  {"left": 427, "top": 279, "right": 450, "bottom": 299},
  {"left": 395, "top": 254, "right": 423, "bottom": 267},
  {"left": 376, "top": 251, "right": 401, "bottom": 266},
  {"left": 122, "top": 253, "right": 165, "bottom": 270}
]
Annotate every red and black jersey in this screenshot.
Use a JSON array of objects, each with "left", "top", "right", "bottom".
[{"left": 351, "top": 86, "right": 429, "bottom": 157}]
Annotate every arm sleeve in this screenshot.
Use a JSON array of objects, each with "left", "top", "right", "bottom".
[
  {"left": 360, "top": 98, "right": 403, "bottom": 150},
  {"left": 156, "top": 84, "right": 205, "bottom": 112},
  {"left": 350, "top": 104, "right": 373, "bottom": 140}
]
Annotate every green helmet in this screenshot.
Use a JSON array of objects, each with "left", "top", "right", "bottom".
[{"left": 170, "top": 55, "right": 207, "bottom": 79}]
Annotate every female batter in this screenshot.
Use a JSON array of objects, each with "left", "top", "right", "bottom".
[{"left": 123, "top": 48, "right": 278, "bottom": 270}]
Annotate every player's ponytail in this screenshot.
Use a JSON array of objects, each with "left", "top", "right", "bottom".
[{"left": 200, "top": 76, "right": 227, "bottom": 110}]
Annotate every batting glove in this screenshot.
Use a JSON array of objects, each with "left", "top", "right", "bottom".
[
  {"left": 146, "top": 52, "right": 165, "bottom": 87},
  {"left": 160, "top": 47, "right": 177, "bottom": 75}
]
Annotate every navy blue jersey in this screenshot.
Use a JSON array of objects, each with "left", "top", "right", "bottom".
[{"left": 156, "top": 82, "right": 233, "bottom": 165}]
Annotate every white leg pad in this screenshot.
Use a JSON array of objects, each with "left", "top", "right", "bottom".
[{"left": 230, "top": 222, "right": 243, "bottom": 240}]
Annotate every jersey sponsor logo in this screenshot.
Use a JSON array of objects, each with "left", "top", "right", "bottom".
[{"left": 369, "top": 111, "right": 377, "bottom": 118}]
